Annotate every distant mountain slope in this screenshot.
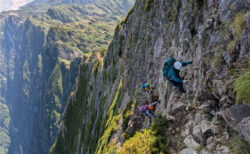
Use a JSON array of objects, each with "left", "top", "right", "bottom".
[
  {"left": 0, "top": 0, "right": 134, "bottom": 153},
  {"left": 30, "top": 3, "right": 124, "bottom": 54}
]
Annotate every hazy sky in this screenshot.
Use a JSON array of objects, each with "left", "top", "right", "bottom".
[{"left": 0, "top": 0, "right": 34, "bottom": 12}]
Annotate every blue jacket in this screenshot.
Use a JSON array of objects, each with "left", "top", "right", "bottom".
[{"left": 167, "top": 61, "right": 192, "bottom": 83}]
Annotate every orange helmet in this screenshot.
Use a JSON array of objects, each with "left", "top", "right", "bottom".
[{"left": 149, "top": 105, "right": 154, "bottom": 110}]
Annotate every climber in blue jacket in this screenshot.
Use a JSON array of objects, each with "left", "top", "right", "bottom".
[{"left": 162, "top": 58, "right": 192, "bottom": 93}]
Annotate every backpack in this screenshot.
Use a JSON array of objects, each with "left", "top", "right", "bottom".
[
  {"left": 162, "top": 58, "right": 176, "bottom": 80},
  {"left": 141, "top": 83, "right": 147, "bottom": 89},
  {"left": 139, "top": 105, "right": 148, "bottom": 112}
]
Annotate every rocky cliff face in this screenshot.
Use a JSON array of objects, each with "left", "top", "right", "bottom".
[
  {"left": 0, "top": 0, "right": 134, "bottom": 153},
  {"left": 51, "top": 0, "right": 250, "bottom": 153},
  {"left": 1, "top": 15, "right": 82, "bottom": 154}
]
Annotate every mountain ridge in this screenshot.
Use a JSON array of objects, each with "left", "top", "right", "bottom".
[{"left": 0, "top": 0, "right": 135, "bottom": 153}]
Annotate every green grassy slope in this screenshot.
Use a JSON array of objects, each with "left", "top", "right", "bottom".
[{"left": 30, "top": 3, "right": 123, "bottom": 54}]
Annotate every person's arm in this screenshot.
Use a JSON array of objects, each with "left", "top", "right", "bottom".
[
  {"left": 181, "top": 61, "right": 192, "bottom": 66},
  {"left": 149, "top": 100, "right": 160, "bottom": 106}
]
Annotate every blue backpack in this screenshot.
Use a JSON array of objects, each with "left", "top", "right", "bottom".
[
  {"left": 162, "top": 58, "right": 176, "bottom": 80},
  {"left": 141, "top": 83, "right": 149, "bottom": 89}
]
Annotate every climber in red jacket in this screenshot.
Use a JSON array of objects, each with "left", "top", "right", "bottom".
[{"left": 139, "top": 97, "right": 161, "bottom": 118}]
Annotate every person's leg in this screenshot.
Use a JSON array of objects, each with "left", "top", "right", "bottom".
[
  {"left": 178, "top": 82, "right": 186, "bottom": 93},
  {"left": 145, "top": 110, "right": 152, "bottom": 118},
  {"left": 169, "top": 80, "right": 178, "bottom": 87},
  {"left": 145, "top": 87, "right": 152, "bottom": 92}
]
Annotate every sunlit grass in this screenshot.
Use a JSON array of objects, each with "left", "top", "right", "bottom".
[{"left": 234, "top": 68, "right": 250, "bottom": 104}]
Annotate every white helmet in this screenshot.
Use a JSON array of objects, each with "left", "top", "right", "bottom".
[{"left": 174, "top": 61, "right": 182, "bottom": 70}]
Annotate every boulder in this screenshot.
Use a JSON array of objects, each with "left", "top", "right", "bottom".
[
  {"left": 201, "top": 149, "right": 210, "bottom": 154},
  {"left": 184, "top": 135, "right": 200, "bottom": 149},
  {"left": 200, "top": 120, "right": 212, "bottom": 134},
  {"left": 222, "top": 104, "right": 250, "bottom": 128},
  {"left": 236, "top": 117, "right": 250, "bottom": 144},
  {"left": 206, "top": 136, "right": 213, "bottom": 145},
  {"left": 192, "top": 125, "right": 203, "bottom": 142},
  {"left": 179, "top": 148, "right": 197, "bottom": 154},
  {"left": 216, "top": 145, "right": 230, "bottom": 154}
]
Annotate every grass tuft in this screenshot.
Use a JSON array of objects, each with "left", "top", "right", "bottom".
[
  {"left": 119, "top": 115, "right": 170, "bottom": 153},
  {"left": 227, "top": 13, "right": 246, "bottom": 51},
  {"left": 233, "top": 68, "right": 250, "bottom": 104}
]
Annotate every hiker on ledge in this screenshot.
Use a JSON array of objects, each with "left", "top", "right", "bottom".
[
  {"left": 141, "top": 82, "right": 153, "bottom": 93},
  {"left": 140, "top": 97, "right": 161, "bottom": 119},
  {"left": 162, "top": 58, "right": 192, "bottom": 93}
]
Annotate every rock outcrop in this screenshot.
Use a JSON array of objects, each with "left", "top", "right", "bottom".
[{"left": 237, "top": 117, "right": 250, "bottom": 144}]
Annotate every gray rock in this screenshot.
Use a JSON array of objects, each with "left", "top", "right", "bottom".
[
  {"left": 166, "top": 115, "right": 175, "bottom": 121},
  {"left": 222, "top": 104, "right": 250, "bottom": 128},
  {"left": 206, "top": 136, "right": 213, "bottom": 145},
  {"left": 193, "top": 125, "right": 203, "bottom": 142},
  {"left": 184, "top": 135, "right": 200, "bottom": 149},
  {"left": 231, "top": 0, "right": 250, "bottom": 11},
  {"left": 211, "top": 124, "right": 220, "bottom": 135},
  {"left": 212, "top": 80, "right": 224, "bottom": 97},
  {"left": 220, "top": 96, "right": 234, "bottom": 106},
  {"left": 194, "top": 112, "right": 202, "bottom": 123},
  {"left": 205, "top": 18, "right": 214, "bottom": 30},
  {"left": 207, "top": 100, "right": 216, "bottom": 107},
  {"left": 240, "top": 29, "right": 250, "bottom": 58},
  {"left": 199, "top": 104, "right": 210, "bottom": 113},
  {"left": 201, "top": 149, "right": 210, "bottom": 154},
  {"left": 247, "top": 12, "right": 250, "bottom": 28},
  {"left": 219, "top": 0, "right": 234, "bottom": 22},
  {"left": 219, "top": 0, "right": 249, "bottom": 22},
  {"left": 171, "top": 101, "right": 186, "bottom": 113},
  {"left": 181, "top": 121, "right": 193, "bottom": 137},
  {"left": 207, "top": 142, "right": 215, "bottom": 150},
  {"left": 200, "top": 120, "right": 212, "bottom": 134},
  {"left": 210, "top": 110, "right": 216, "bottom": 116},
  {"left": 222, "top": 131, "right": 230, "bottom": 140},
  {"left": 216, "top": 145, "right": 230, "bottom": 154},
  {"left": 236, "top": 117, "right": 250, "bottom": 144},
  {"left": 179, "top": 148, "right": 197, "bottom": 154},
  {"left": 209, "top": 34, "right": 223, "bottom": 47}
]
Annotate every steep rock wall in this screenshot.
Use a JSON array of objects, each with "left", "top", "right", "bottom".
[
  {"left": 52, "top": 0, "right": 250, "bottom": 153},
  {"left": 1, "top": 15, "right": 81, "bottom": 154}
]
